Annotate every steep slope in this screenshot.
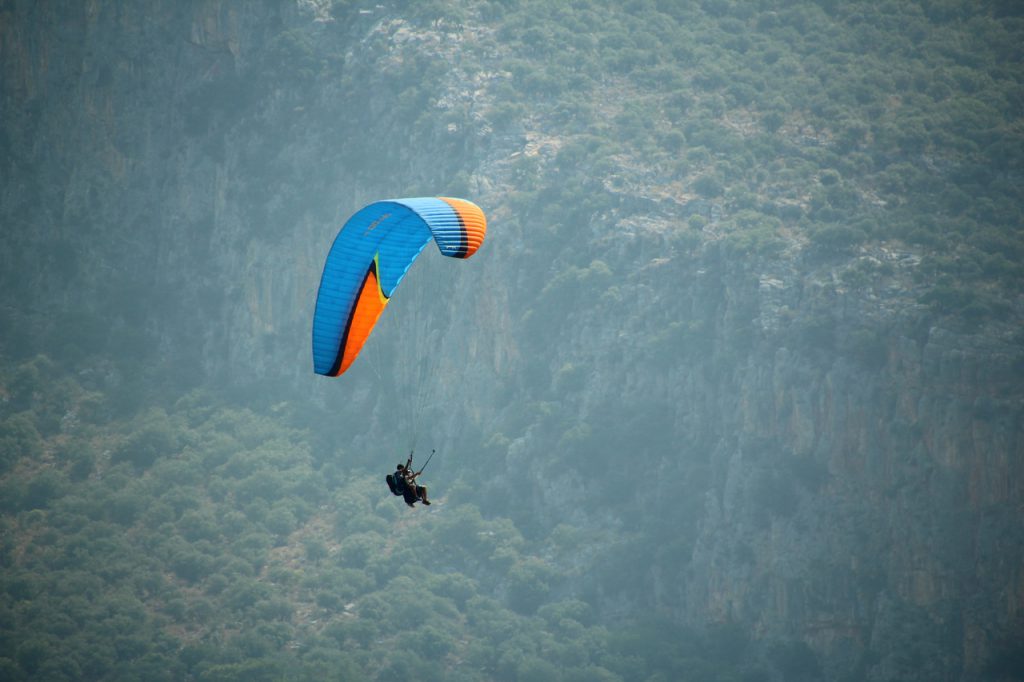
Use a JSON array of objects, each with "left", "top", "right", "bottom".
[{"left": 1, "top": 1, "right": 1022, "bottom": 680}]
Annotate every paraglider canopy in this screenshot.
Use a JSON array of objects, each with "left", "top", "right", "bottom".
[{"left": 311, "top": 197, "right": 486, "bottom": 377}]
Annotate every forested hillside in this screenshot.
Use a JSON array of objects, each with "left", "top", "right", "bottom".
[{"left": 1, "top": 1, "right": 1022, "bottom": 680}]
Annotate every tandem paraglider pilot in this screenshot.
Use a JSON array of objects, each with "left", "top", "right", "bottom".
[{"left": 386, "top": 451, "right": 431, "bottom": 507}]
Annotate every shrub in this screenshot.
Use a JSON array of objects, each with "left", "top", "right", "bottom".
[
  {"left": 0, "top": 414, "right": 43, "bottom": 473},
  {"left": 112, "top": 423, "right": 178, "bottom": 470},
  {"left": 809, "top": 224, "right": 867, "bottom": 252}
]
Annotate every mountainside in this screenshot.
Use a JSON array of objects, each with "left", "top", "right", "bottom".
[{"left": 2, "top": 1, "right": 1023, "bottom": 680}]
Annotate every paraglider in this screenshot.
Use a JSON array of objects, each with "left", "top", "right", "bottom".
[
  {"left": 311, "top": 197, "right": 486, "bottom": 377},
  {"left": 386, "top": 449, "right": 435, "bottom": 507},
  {"left": 312, "top": 198, "right": 485, "bottom": 509}
]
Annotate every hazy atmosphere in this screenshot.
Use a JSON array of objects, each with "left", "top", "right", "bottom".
[{"left": 1, "top": 1, "right": 1022, "bottom": 680}]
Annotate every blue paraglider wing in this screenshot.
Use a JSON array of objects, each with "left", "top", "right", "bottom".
[{"left": 312, "top": 197, "right": 486, "bottom": 376}]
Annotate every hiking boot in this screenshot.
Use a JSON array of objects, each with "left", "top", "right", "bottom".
[{"left": 422, "top": 500, "right": 431, "bottom": 505}]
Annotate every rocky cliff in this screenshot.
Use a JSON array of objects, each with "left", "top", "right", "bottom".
[{"left": 2, "top": 2, "right": 1022, "bottom": 680}]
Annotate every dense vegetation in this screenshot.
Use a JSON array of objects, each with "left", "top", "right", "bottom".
[
  {"left": 1, "top": 0, "right": 1022, "bottom": 680},
  {"left": 472, "top": 0, "right": 1024, "bottom": 321},
  {"left": 0, "top": 355, "right": 761, "bottom": 681}
]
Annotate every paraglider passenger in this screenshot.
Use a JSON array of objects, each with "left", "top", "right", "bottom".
[{"left": 402, "top": 465, "right": 430, "bottom": 507}]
